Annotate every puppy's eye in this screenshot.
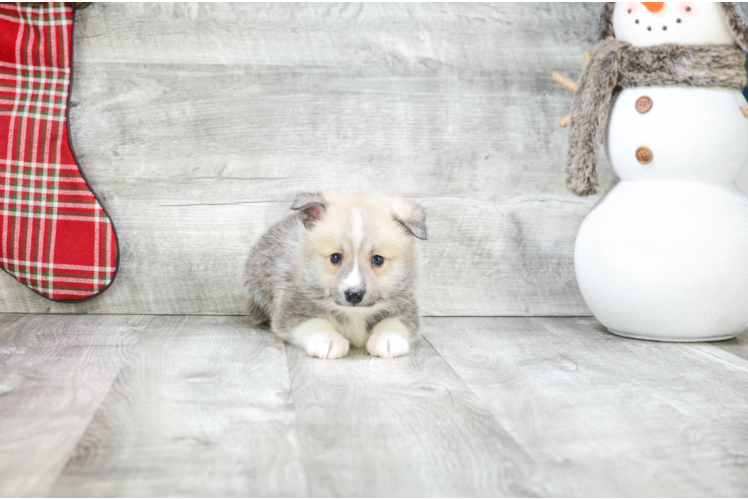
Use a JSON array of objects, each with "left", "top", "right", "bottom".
[
  {"left": 372, "top": 255, "right": 384, "bottom": 267},
  {"left": 330, "top": 253, "right": 342, "bottom": 265}
]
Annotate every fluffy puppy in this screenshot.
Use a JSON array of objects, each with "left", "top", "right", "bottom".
[{"left": 244, "top": 192, "right": 426, "bottom": 359}]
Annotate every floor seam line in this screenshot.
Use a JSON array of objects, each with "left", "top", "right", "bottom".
[
  {"left": 282, "top": 342, "right": 314, "bottom": 497},
  {"left": 418, "top": 328, "right": 547, "bottom": 495},
  {"left": 43, "top": 315, "right": 155, "bottom": 496}
]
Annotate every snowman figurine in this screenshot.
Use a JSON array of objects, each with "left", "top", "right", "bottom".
[{"left": 554, "top": 2, "right": 748, "bottom": 341}]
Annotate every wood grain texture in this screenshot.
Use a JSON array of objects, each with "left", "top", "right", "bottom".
[
  {"left": 51, "top": 316, "right": 307, "bottom": 497},
  {"left": 713, "top": 331, "right": 748, "bottom": 361},
  {"left": 1, "top": 314, "right": 747, "bottom": 496},
  {"left": 0, "top": 2, "right": 610, "bottom": 315},
  {"left": 283, "top": 335, "right": 542, "bottom": 497},
  {"left": 0, "top": 314, "right": 149, "bottom": 497},
  {"left": 422, "top": 316, "right": 748, "bottom": 497}
]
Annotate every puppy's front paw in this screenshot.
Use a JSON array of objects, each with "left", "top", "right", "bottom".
[
  {"left": 366, "top": 331, "right": 410, "bottom": 358},
  {"left": 305, "top": 331, "right": 350, "bottom": 359}
]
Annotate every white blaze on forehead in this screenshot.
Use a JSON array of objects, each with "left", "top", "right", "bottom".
[
  {"left": 341, "top": 208, "right": 365, "bottom": 290},
  {"left": 351, "top": 208, "right": 365, "bottom": 250}
]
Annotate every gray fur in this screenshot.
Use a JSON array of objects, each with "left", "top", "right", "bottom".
[
  {"left": 394, "top": 210, "right": 428, "bottom": 240},
  {"left": 290, "top": 191, "right": 326, "bottom": 228},
  {"left": 244, "top": 195, "right": 423, "bottom": 347},
  {"left": 723, "top": 2, "right": 748, "bottom": 52},
  {"left": 566, "top": 39, "right": 746, "bottom": 196},
  {"left": 597, "top": 2, "right": 615, "bottom": 41}
]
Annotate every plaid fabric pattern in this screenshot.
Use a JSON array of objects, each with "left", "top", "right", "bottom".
[{"left": 0, "top": 3, "right": 117, "bottom": 301}]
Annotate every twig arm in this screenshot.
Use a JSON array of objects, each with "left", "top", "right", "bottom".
[
  {"left": 553, "top": 52, "right": 589, "bottom": 128},
  {"left": 742, "top": 105, "right": 748, "bottom": 118},
  {"left": 551, "top": 72, "right": 578, "bottom": 94}
]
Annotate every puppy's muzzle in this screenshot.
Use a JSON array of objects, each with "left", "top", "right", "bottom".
[{"left": 344, "top": 288, "right": 365, "bottom": 305}]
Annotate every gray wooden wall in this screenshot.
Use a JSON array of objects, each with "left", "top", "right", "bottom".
[{"left": 0, "top": 3, "right": 613, "bottom": 315}]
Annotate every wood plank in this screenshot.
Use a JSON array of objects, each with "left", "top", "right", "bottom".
[
  {"left": 0, "top": 314, "right": 149, "bottom": 497},
  {"left": 423, "top": 316, "right": 748, "bottom": 497},
  {"left": 284, "top": 335, "right": 542, "bottom": 497},
  {"left": 51, "top": 316, "right": 307, "bottom": 497},
  {"left": 712, "top": 333, "right": 748, "bottom": 362},
  {"left": 73, "top": 3, "right": 602, "bottom": 68},
  {"left": 0, "top": 3, "right": 607, "bottom": 315}
]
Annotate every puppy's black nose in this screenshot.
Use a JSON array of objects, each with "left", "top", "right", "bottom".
[{"left": 344, "top": 289, "right": 365, "bottom": 305}]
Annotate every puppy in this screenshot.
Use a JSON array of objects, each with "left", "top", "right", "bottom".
[{"left": 244, "top": 192, "right": 426, "bottom": 359}]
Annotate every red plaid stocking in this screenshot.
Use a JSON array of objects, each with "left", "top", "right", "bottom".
[{"left": 0, "top": 3, "right": 118, "bottom": 302}]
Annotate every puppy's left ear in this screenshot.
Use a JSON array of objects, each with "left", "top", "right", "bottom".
[
  {"left": 392, "top": 198, "right": 427, "bottom": 240},
  {"left": 291, "top": 191, "right": 327, "bottom": 228}
]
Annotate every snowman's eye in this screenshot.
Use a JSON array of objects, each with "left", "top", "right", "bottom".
[
  {"left": 686, "top": 6, "right": 691, "bottom": 11},
  {"left": 628, "top": 8, "right": 632, "bottom": 13}
]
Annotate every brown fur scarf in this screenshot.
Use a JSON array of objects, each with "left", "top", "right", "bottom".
[{"left": 566, "top": 39, "right": 747, "bottom": 196}]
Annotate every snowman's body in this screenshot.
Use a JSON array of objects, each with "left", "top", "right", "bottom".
[{"left": 574, "top": 3, "right": 748, "bottom": 340}]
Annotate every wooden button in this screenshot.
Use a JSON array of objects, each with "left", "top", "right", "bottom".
[
  {"left": 636, "top": 146, "right": 653, "bottom": 164},
  {"left": 636, "top": 96, "right": 652, "bottom": 113}
]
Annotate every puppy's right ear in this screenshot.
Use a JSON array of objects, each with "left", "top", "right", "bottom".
[{"left": 291, "top": 192, "right": 327, "bottom": 228}]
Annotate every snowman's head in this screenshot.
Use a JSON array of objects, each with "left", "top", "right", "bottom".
[
  {"left": 613, "top": 3, "right": 733, "bottom": 46},
  {"left": 598, "top": 2, "right": 748, "bottom": 50}
]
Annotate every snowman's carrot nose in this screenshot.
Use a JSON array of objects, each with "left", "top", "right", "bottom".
[{"left": 642, "top": 2, "right": 664, "bottom": 13}]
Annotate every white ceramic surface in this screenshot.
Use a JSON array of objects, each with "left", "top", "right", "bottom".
[
  {"left": 575, "top": 2, "right": 748, "bottom": 342},
  {"left": 576, "top": 179, "right": 748, "bottom": 341},
  {"left": 577, "top": 87, "right": 748, "bottom": 340}
]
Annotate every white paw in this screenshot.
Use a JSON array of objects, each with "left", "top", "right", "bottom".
[
  {"left": 305, "top": 331, "right": 350, "bottom": 359},
  {"left": 366, "top": 331, "right": 410, "bottom": 358}
]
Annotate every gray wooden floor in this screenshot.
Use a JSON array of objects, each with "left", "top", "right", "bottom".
[{"left": 1, "top": 314, "right": 747, "bottom": 497}]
